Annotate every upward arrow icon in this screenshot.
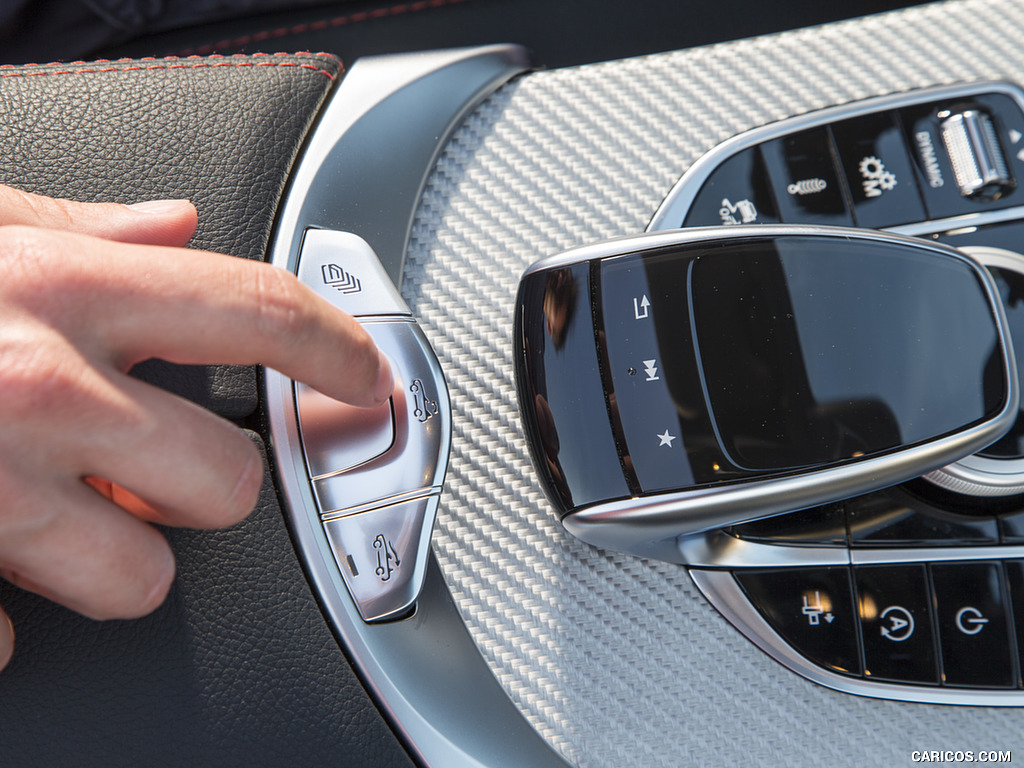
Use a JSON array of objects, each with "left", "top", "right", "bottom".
[{"left": 633, "top": 295, "right": 651, "bottom": 319}]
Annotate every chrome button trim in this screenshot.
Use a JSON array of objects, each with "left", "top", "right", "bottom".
[
  {"left": 310, "top": 320, "right": 450, "bottom": 514},
  {"left": 324, "top": 494, "right": 438, "bottom": 622},
  {"left": 296, "top": 383, "right": 395, "bottom": 478},
  {"left": 297, "top": 229, "right": 411, "bottom": 317}
]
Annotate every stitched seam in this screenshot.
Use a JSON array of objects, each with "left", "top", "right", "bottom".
[
  {"left": 177, "top": 0, "right": 473, "bottom": 57},
  {"left": 0, "top": 60, "right": 337, "bottom": 81},
  {"left": 0, "top": 51, "right": 340, "bottom": 69}
]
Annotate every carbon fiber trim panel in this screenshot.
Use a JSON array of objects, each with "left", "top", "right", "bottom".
[{"left": 403, "top": 1, "right": 1024, "bottom": 763}]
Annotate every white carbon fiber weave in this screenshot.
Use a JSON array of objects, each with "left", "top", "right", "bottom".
[{"left": 403, "top": 1, "right": 1024, "bottom": 763}]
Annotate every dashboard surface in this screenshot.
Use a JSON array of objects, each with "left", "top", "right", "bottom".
[{"left": 406, "top": 0, "right": 1024, "bottom": 763}]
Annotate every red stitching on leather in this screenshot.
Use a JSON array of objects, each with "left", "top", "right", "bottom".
[
  {"left": 1, "top": 51, "right": 340, "bottom": 68},
  {"left": 177, "top": 0, "right": 473, "bottom": 56},
  {"left": 0, "top": 59, "right": 337, "bottom": 81}
]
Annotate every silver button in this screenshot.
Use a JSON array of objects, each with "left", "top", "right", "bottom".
[
  {"left": 323, "top": 495, "right": 437, "bottom": 621},
  {"left": 312, "top": 320, "right": 450, "bottom": 513},
  {"left": 297, "top": 229, "right": 410, "bottom": 317},
  {"left": 296, "top": 383, "right": 395, "bottom": 477}
]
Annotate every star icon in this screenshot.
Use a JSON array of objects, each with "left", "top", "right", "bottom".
[{"left": 657, "top": 429, "right": 677, "bottom": 447}]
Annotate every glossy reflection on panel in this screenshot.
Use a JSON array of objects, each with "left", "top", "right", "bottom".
[{"left": 599, "top": 235, "right": 1007, "bottom": 491}]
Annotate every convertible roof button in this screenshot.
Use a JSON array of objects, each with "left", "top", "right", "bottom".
[{"left": 323, "top": 494, "right": 438, "bottom": 622}]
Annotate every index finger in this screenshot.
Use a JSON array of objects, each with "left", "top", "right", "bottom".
[{"left": 25, "top": 229, "right": 393, "bottom": 407}]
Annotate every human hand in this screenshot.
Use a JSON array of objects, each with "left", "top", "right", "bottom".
[{"left": 0, "top": 185, "right": 393, "bottom": 669}]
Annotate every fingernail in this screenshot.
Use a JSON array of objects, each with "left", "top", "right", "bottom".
[
  {"left": 127, "top": 199, "right": 191, "bottom": 214},
  {"left": 373, "top": 350, "right": 394, "bottom": 404},
  {"left": 0, "top": 613, "right": 13, "bottom": 670}
]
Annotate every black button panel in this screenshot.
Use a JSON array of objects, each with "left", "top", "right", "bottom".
[
  {"left": 845, "top": 488, "right": 1000, "bottom": 547},
  {"left": 730, "top": 486, "right": 1003, "bottom": 547},
  {"left": 668, "top": 84, "right": 1024, "bottom": 232},
  {"left": 736, "top": 559, "right": 1024, "bottom": 691},
  {"left": 728, "top": 503, "right": 848, "bottom": 546}
]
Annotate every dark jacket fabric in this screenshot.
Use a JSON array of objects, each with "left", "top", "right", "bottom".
[{"left": 0, "top": 0, "right": 332, "bottom": 63}]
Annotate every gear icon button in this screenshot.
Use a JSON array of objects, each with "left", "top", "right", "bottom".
[
  {"left": 858, "top": 155, "right": 898, "bottom": 198},
  {"left": 878, "top": 170, "right": 898, "bottom": 191},
  {"left": 858, "top": 155, "right": 885, "bottom": 179}
]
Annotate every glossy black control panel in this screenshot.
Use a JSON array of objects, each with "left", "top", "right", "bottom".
[
  {"left": 514, "top": 262, "right": 630, "bottom": 511},
  {"left": 516, "top": 227, "right": 1016, "bottom": 556},
  {"left": 737, "top": 560, "right": 1023, "bottom": 689},
  {"left": 660, "top": 83, "right": 1024, "bottom": 704},
  {"left": 670, "top": 84, "right": 1024, "bottom": 233},
  {"left": 598, "top": 236, "right": 1004, "bottom": 487}
]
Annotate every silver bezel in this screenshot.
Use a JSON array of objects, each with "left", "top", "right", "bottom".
[
  {"left": 265, "top": 46, "right": 572, "bottom": 768},
  {"left": 535, "top": 225, "right": 1018, "bottom": 561}
]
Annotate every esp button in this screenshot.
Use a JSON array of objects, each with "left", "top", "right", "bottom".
[{"left": 683, "top": 147, "right": 780, "bottom": 228}]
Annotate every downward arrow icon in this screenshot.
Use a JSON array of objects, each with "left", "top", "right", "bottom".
[{"left": 643, "top": 359, "right": 660, "bottom": 381}]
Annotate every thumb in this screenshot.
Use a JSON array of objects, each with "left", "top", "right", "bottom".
[
  {"left": 0, "top": 185, "right": 197, "bottom": 247},
  {"left": 0, "top": 603, "right": 13, "bottom": 672}
]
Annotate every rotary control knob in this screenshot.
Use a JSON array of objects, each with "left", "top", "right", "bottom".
[{"left": 941, "top": 108, "right": 1015, "bottom": 199}]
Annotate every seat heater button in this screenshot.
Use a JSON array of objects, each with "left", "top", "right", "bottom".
[
  {"left": 855, "top": 564, "right": 938, "bottom": 684},
  {"left": 760, "top": 127, "right": 853, "bottom": 226},
  {"left": 931, "top": 562, "right": 1014, "bottom": 688},
  {"left": 296, "top": 383, "right": 395, "bottom": 478},
  {"left": 734, "top": 567, "right": 860, "bottom": 676},
  {"left": 296, "top": 228, "right": 410, "bottom": 317},
  {"left": 831, "top": 113, "right": 926, "bottom": 228},
  {"left": 324, "top": 495, "right": 437, "bottom": 622}
]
